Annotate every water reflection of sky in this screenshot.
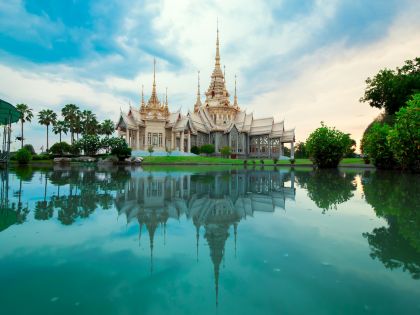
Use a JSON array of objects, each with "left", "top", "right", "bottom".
[{"left": 0, "top": 167, "right": 419, "bottom": 315}]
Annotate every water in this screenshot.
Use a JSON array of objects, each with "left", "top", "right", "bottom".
[{"left": 0, "top": 166, "right": 419, "bottom": 315}]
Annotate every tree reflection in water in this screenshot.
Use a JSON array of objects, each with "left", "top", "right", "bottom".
[{"left": 362, "top": 171, "right": 420, "bottom": 279}]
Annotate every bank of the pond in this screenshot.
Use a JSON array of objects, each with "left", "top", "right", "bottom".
[{"left": 9, "top": 157, "right": 373, "bottom": 168}]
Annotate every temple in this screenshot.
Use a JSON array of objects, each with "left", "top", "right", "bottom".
[{"left": 116, "top": 27, "right": 295, "bottom": 158}]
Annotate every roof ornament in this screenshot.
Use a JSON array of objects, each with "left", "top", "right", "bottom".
[
  {"left": 194, "top": 71, "right": 202, "bottom": 111},
  {"left": 215, "top": 18, "right": 220, "bottom": 66},
  {"left": 234, "top": 74, "right": 238, "bottom": 107},
  {"left": 141, "top": 85, "right": 145, "bottom": 108}
]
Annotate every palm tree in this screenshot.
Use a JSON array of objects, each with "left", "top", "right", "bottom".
[
  {"left": 80, "top": 110, "right": 98, "bottom": 136},
  {"left": 38, "top": 109, "right": 57, "bottom": 151},
  {"left": 100, "top": 119, "right": 115, "bottom": 136},
  {"left": 61, "top": 104, "right": 79, "bottom": 144},
  {"left": 15, "top": 104, "right": 33, "bottom": 149},
  {"left": 52, "top": 120, "right": 69, "bottom": 143}
]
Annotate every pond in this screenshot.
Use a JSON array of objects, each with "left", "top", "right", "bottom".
[{"left": 0, "top": 166, "right": 419, "bottom": 315}]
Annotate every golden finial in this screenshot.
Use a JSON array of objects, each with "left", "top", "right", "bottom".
[
  {"left": 215, "top": 19, "right": 220, "bottom": 66},
  {"left": 165, "top": 87, "right": 168, "bottom": 106},
  {"left": 141, "top": 84, "right": 145, "bottom": 108},
  {"left": 234, "top": 74, "right": 238, "bottom": 106}
]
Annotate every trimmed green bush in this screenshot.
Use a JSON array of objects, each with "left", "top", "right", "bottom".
[
  {"left": 272, "top": 158, "right": 278, "bottom": 165},
  {"left": 32, "top": 153, "right": 52, "bottom": 160},
  {"left": 306, "top": 123, "right": 351, "bottom": 168},
  {"left": 362, "top": 123, "right": 395, "bottom": 169},
  {"left": 200, "top": 144, "right": 215, "bottom": 155},
  {"left": 15, "top": 148, "right": 32, "bottom": 165},
  {"left": 23, "top": 144, "right": 35, "bottom": 155},
  {"left": 75, "top": 135, "right": 101, "bottom": 156},
  {"left": 50, "top": 142, "right": 71, "bottom": 156},
  {"left": 108, "top": 137, "right": 132, "bottom": 161},
  {"left": 191, "top": 145, "right": 200, "bottom": 155}
]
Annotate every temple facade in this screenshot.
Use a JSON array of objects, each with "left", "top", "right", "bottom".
[{"left": 116, "top": 29, "right": 295, "bottom": 158}]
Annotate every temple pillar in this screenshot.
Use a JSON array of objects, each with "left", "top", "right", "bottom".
[
  {"left": 125, "top": 129, "right": 130, "bottom": 146},
  {"left": 291, "top": 142, "right": 295, "bottom": 159},
  {"left": 171, "top": 132, "right": 175, "bottom": 150},
  {"left": 136, "top": 129, "right": 140, "bottom": 150},
  {"left": 279, "top": 143, "right": 283, "bottom": 157},
  {"left": 187, "top": 131, "right": 191, "bottom": 153},
  {"left": 180, "top": 131, "right": 184, "bottom": 152},
  {"left": 291, "top": 170, "right": 295, "bottom": 190}
]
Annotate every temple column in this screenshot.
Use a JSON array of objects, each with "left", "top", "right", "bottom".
[
  {"left": 125, "top": 129, "right": 130, "bottom": 146},
  {"left": 291, "top": 142, "right": 295, "bottom": 159},
  {"left": 171, "top": 132, "right": 175, "bottom": 150},
  {"left": 136, "top": 129, "right": 140, "bottom": 150},
  {"left": 180, "top": 131, "right": 184, "bottom": 152},
  {"left": 291, "top": 171, "right": 295, "bottom": 190},
  {"left": 279, "top": 143, "right": 283, "bottom": 158},
  {"left": 187, "top": 131, "right": 191, "bottom": 153}
]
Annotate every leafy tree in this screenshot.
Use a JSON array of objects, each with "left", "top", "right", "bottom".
[
  {"left": 23, "top": 144, "right": 35, "bottom": 155},
  {"left": 38, "top": 109, "right": 57, "bottom": 151},
  {"left": 148, "top": 145, "right": 154, "bottom": 156},
  {"left": 200, "top": 144, "right": 215, "bottom": 155},
  {"left": 362, "top": 123, "right": 395, "bottom": 169},
  {"left": 75, "top": 135, "right": 101, "bottom": 156},
  {"left": 387, "top": 94, "right": 420, "bottom": 172},
  {"left": 100, "top": 119, "right": 115, "bottom": 136},
  {"left": 294, "top": 141, "right": 307, "bottom": 158},
  {"left": 15, "top": 104, "right": 33, "bottom": 149},
  {"left": 344, "top": 135, "right": 357, "bottom": 158},
  {"left": 220, "top": 146, "right": 231, "bottom": 158},
  {"left": 306, "top": 123, "right": 350, "bottom": 168},
  {"left": 52, "top": 120, "right": 69, "bottom": 143},
  {"left": 360, "top": 57, "right": 420, "bottom": 115},
  {"left": 61, "top": 104, "right": 80, "bottom": 144},
  {"left": 191, "top": 145, "right": 200, "bottom": 155},
  {"left": 108, "top": 137, "right": 131, "bottom": 160},
  {"left": 15, "top": 148, "right": 32, "bottom": 165},
  {"left": 50, "top": 142, "right": 71, "bottom": 156}
]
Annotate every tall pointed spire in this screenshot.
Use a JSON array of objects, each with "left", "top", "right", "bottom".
[
  {"left": 215, "top": 18, "right": 220, "bottom": 67},
  {"left": 148, "top": 58, "right": 160, "bottom": 107},
  {"left": 165, "top": 87, "right": 168, "bottom": 107},
  {"left": 194, "top": 71, "right": 202, "bottom": 111},
  {"left": 141, "top": 85, "right": 145, "bottom": 108}
]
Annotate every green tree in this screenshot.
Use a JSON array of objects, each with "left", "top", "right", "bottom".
[
  {"left": 200, "top": 144, "right": 215, "bottom": 156},
  {"left": 38, "top": 109, "right": 57, "bottom": 151},
  {"left": 388, "top": 94, "right": 420, "bottom": 172},
  {"left": 360, "top": 57, "right": 420, "bottom": 115},
  {"left": 75, "top": 135, "right": 101, "bottom": 156},
  {"left": 81, "top": 110, "right": 99, "bottom": 136},
  {"left": 362, "top": 123, "right": 395, "bottom": 169},
  {"left": 220, "top": 146, "right": 231, "bottom": 158},
  {"left": 52, "top": 120, "right": 69, "bottom": 143},
  {"left": 306, "top": 123, "right": 350, "bottom": 168},
  {"left": 15, "top": 104, "right": 33, "bottom": 149},
  {"left": 15, "top": 148, "right": 32, "bottom": 165},
  {"left": 61, "top": 104, "right": 79, "bottom": 144},
  {"left": 294, "top": 141, "right": 307, "bottom": 158},
  {"left": 148, "top": 145, "right": 154, "bottom": 156},
  {"left": 100, "top": 119, "right": 115, "bottom": 136}
]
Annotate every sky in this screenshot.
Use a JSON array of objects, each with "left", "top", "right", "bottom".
[{"left": 0, "top": 0, "right": 419, "bottom": 152}]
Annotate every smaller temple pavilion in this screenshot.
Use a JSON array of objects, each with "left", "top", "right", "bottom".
[{"left": 116, "top": 28, "right": 295, "bottom": 158}]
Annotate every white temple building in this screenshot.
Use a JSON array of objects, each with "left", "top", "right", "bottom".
[{"left": 116, "top": 28, "right": 295, "bottom": 158}]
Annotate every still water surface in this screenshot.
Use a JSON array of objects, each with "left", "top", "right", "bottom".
[{"left": 0, "top": 166, "right": 419, "bottom": 315}]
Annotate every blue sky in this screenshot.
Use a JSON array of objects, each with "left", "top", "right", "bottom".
[{"left": 0, "top": 0, "right": 419, "bottom": 151}]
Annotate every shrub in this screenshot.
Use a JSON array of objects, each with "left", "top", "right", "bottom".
[
  {"left": 108, "top": 137, "right": 132, "bottom": 161},
  {"left": 387, "top": 94, "right": 420, "bottom": 172},
  {"left": 220, "top": 146, "right": 231, "bottom": 158},
  {"left": 272, "top": 158, "right": 278, "bottom": 165},
  {"left": 362, "top": 123, "right": 395, "bottom": 169},
  {"left": 147, "top": 145, "right": 154, "bottom": 156},
  {"left": 290, "top": 158, "right": 295, "bottom": 165},
  {"left": 32, "top": 153, "right": 52, "bottom": 160},
  {"left": 306, "top": 123, "right": 350, "bottom": 168},
  {"left": 260, "top": 159, "right": 264, "bottom": 165},
  {"left": 252, "top": 160, "right": 256, "bottom": 165},
  {"left": 243, "top": 160, "right": 248, "bottom": 165},
  {"left": 15, "top": 148, "right": 32, "bottom": 165},
  {"left": 49, "top": 142, "right": 71, "bottom": 156},
  {"left": 23, "top": 144, "right": 35, "bottom": 155},
  {"left": 191, "top": 145, "right": 200, "bottom": 155},
  {"left": 200, "top": 144, "right": 215, "bottom": 155},
  {"left": 75, "top": 135, "right": 101, "bottom": 156}
]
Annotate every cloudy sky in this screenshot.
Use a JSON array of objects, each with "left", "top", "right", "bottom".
[{"left": 1, "top": 0, "right": 419, "bottom": 151}]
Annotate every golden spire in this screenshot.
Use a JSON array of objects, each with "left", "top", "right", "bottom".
[
  {"left": 165, "top": 87, "right": 168, "bottom": 106},
  {"left": 147, "top": 58, "right": 160, "bottom": 107},
  {"left": 215, "top": 19, "right": 220, "bottom": 67},
  {"left": 141, "top": 84, "right": 145, "bottom": 108},
  {"left": 194, "top": 71, "right": 202, "bottom": 111}
]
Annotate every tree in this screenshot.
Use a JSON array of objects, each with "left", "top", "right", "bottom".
[
  {"left": 15, "top": 104, "right": 33, "bottom": 149},
  {"left": 361, "top": 123, "right": 395, "bottom": 169},
  {"left": 294, "top": 141, "right": 307, "bottom": 159},
  {"left": 387, "top": 94, "right": 420, "bottom": 172},
  {"left": 220, "top": 146, "right": 231, "bottom": 158},
  {"left": 61, "top": 104, "right": 79, "bottom": 144},
  {"left": 80, "top": 110, "right": 99, "bottom": 136},
  {"left": 75, "top": 135, "right": 101, "bottom": 156},
  {"left": 306, "top": 123, "right": 350, "bottom": 168},
  {"left": 360, "top": 57, "right": 420, "bottom": 115},
  {"left": 190, "top": 145, "right": 200, "bottom": 155},
  {"left": 100, "top": 119, "right": 115, "bottom": 136},
  {"left": 148, "top": 145, "right": 154, "bottom": 156},
  {"left": 38, "top": 109, "right": 57, "bottom": 151},
  {"left": 52, "top": 120, "right": 69, "bottom": 143}
]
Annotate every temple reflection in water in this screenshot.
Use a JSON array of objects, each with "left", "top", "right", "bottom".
[{"left": 115, "top": 170, "right": 296, "bottom": 304}]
